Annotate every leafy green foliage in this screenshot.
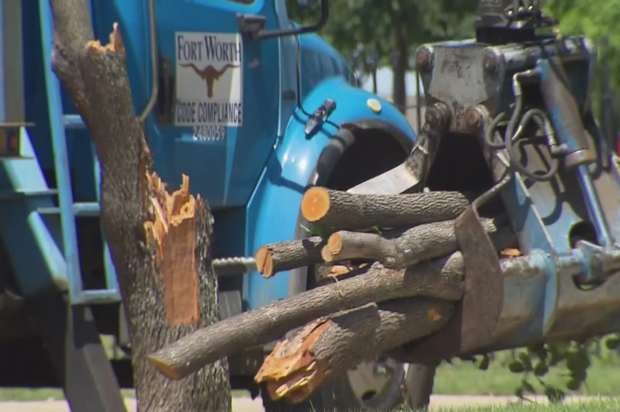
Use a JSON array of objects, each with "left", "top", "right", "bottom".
[
  {"left": 299, "top": 223, "right": 382, "bottom": 238},
  {"left": 545, "top": 0, "right": 620, "bottom": 88},
  {"left": 441, "top": 335, "right": 620, "bottom": 401},
  {"left": 287, "top": 1, "right": 620, "bottom": 116},
  {"left": 288, "top": 0, "right": 479, "bottom": 60},
  {"left": 606, "top": 335, "right": 620, "bottom": 350},
  {"left": 478, "top": 354, "right": 491, "bottom": 371},
  {"left": 299, "top": 223, "right": 335, "bottom": 239},
  {"left": 285, "top": 0, "right": 478, "bottom": 103},
  {"left": 543, "top": 1, "right": 620, "bottom": 120},
  {"left": 461, "top": 335, "right": 620, "bottom": 403}
]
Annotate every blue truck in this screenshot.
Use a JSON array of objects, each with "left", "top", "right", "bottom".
[
  {"left": 5, "top": 0, "right": 620, "bottom": 411},
  {"left": 0, "top": 0, "right": 424, "bottom": 410}
]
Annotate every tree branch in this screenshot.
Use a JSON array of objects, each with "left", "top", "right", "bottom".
[
  {"left": 147, "top": 254, "right": 465, "bottom": 380},
  {"left": 301, "top": 187, "right": 475, "bottom": 231},
  {"left": 49, "top": 0, "right": 95, "bottom": 126},
  {"left": 256, "top": 298, "right": 454, "bottom": 403},
  {"left": 322, "top": 218, "right": 498, "bottom": 268},
  {"left": 256, "top": 237, "right": 326, "bottom": 278},
  {"left": 148, "top": 224, "right": 516, "bottom": 380}
]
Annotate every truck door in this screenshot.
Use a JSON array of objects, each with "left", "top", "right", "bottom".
[{"left": 151, "top": 0, "right": 280, "bottom": 208}]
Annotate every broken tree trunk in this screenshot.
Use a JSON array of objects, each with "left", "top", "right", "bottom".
[
  {"left": 49, "top": 5, "right": 231, "bottom": 410},
  {"left": 301, "top": 187, "right": 474, "bottom": 231},
  {"left": 256, "top": 298, "right": 454, "bottom": 403},
  {"left": 255, "top": 237, "right": 325, "bottom": 278},
  {"left": 147, "top": 253, "right": 467, "bottom": 380},
  {"left": 322, "top": 218, "right": 498, "bottom": 268}
]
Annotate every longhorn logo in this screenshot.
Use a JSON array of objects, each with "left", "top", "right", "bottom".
[{"left": 180, "top": 63, "right": 239, "bottom": 98}]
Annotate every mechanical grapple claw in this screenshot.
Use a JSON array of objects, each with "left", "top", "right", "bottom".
[
  {"left": 142, "top": 1, "right": 620, "bottom": 408},
  {"left": 393, "top": 0, "right": 620, "bottom": 362}
]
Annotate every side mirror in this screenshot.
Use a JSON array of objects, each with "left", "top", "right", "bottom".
[
  {"left": 298, "top": 0, "right": 317, "bottom": 8},
  {"left": 238, "top": 0, "right": 329, "bottom": 41}
]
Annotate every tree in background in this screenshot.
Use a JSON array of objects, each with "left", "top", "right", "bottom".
[
  {"left": 286, "top": 0, "right": 478, "bottom": 112},
  {"left": 545, "top": 0, "right": 620, "bottom": 146},
  {"left": 288, "top": 0, "right": 620, "bottom": 125},
  {"left": 546, "top": 0, "right": 620, "bottom": 92}
]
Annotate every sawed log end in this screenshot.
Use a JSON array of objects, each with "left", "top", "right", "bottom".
[
  {"left": 323, "top": 232, "right": 343, "bottom": 262},
  {"left": 146, "top": 355, "right": 183, "bottom": 381},
  {"left": 86, "top": 22, "right": 125, "bottom": 54},
  {"left": 301, "top": 187, "right": 330, "bottom": 223},
  {"left": 255, "top": 246, "right": 274, "bottom": 278}
]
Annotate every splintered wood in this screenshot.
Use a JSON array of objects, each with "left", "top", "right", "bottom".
[
  {"left": 144, "top": 173, "right": 200, "bottom": 328},
  {"left": 86, "top": 22, "right": 124, "bottom": 54},
  {"left": 255, "top": 318, "right": 335, "bottom": 403},
  {"left": 255, "top": 299, "right": 455, "bottom": 403}
]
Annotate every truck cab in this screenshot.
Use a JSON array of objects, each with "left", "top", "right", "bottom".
[{"left": 0, "top": 0, "right": 422, "bottom": 410}]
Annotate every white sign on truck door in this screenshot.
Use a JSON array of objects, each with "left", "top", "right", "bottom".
[{"left": 175, "top": 32, "right": 243, "bottom": 135}]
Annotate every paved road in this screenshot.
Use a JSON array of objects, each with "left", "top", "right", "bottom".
[{"left": 0, "top": 395, "right": 615, "bottom": 411}]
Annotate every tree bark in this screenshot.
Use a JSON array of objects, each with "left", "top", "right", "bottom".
[
  {"left": 322, "top": 218, "right": 498, "bottom": 268},
  {"left": 301, "top": 187, "right": 474, "bottom": 231},
  {"left": 148, "top": 255, "right": 466, "bottom": 380},
  {"left": 255, "top": 237, "right": 326, "bottom": 278},
  {"left": 256, "top": 303, "right": 383, "bottom": 403},
  {"left": 148, "top": 225, "right": 516, "bottom": 380},
  {"left": 256, "top": 298, "right": 454, "bottom": 403},
  {"left": 49, "top": 4, "right": 231, "bottom": 410}
]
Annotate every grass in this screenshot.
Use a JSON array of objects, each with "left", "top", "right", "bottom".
[
  {"left": 340, "top": 398, "right": 620, "bottom": 412},
  {"left": 422, "top": 399, "right": 620, "bottom": 412},
  {"left": 2, "top": 338, "right": 620, "bottom": 404},
  {"left": 0, "top": 388, "right": 136, "bottom": 402},
  {"left": 0, "top": 389, "right": 248, "bottom": 402},
  {"left": 433, "top": 355, "right": 620, "bottom": 396}
]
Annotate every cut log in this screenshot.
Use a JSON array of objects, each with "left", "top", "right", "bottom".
[
  {"left": 256, "top": 298, "right": 454, "bottom": 403},
  {"left": 256, "top": 303, "right": 382, "bottom": 402},
  {"left": 148, "top": 225, "right": 517, "bottom": 380},
  {"left": 256, "top": 237, "right": 325, "bottom": 278},
  {"left": 322, "top": 218, "right": 497, "bottom": 269},
  {"left": 301, "top": 187, "right": 474, "bottom": 231},
  {"left": 147, "top": 253, "right": 467, "bottom": 380}
]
